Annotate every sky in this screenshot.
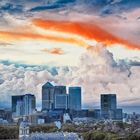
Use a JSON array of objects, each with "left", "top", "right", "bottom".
[{"left": 0, "top": 0, "right": 140, "bottom": 112}]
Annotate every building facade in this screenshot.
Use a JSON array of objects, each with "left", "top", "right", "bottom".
[
  {"left": 54, "top": 86, "right": 66, "bottom": 95},
  {"left": 101, "top": 94, "right": 122, "bottom": 120},
  {"left": 23, "top": 94, "right": 36, "bottom": 116},
  {"left": 16, "top": 101, "right": 24, "bottom": 117},
  {"left": 12, "top": 94, "right": 36, "bottom": 117},
  {"left": 42, "top": 82, "right": 67, "bottom": 111},
  {"left": 12, "top": 95, "right": 24, "bottom": 115},
  {"left": 101, "top": 94, "right": 117, "bottom": 119},
  {"left": 42, "top": 82, "right": 54, "bottom": 110},
  {"left": 69, "top": 87, "right": 81, "bottom": 111},
  {"left": 54, "top": 94, "right": 68, "bottom": 110}
]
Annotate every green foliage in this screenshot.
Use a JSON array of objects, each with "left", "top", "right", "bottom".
[
  {"left": 61, "top": 123, "right": 95, "bottom": 133},
  {"left": 116, "top": 122, "right": 125, "bottom": 129},
  {"left": 61, "top": 124, "right": 77, "bottom": 132},
  {"left": 83, "top": 131, "right": 140, "bottom": 140},
  {"left": 128, "top": 134, "right": 140, "bottom": 140},
  {"left": 0, "top": 123, "right": 140, "bottom": 140},
  {"left": 30, "top": 124, "right": 58, "bottom": 133},
  {"left": 0, "top": 125, "right": 19, "bottom": 139},
  {"left": 83, "top": 131, "right": 119, "bottom": 140}
]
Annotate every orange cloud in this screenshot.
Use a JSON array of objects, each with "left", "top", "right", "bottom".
[
  {"left": 42, "top": 48, "right": 65, "bottom": 55},
  {"left": 0, "top": 30, "right": 89, "bottom": 48},
  {"left": 0, "top": 19, "right": 139, "bottom": 51},
  {"left": 32, "top": 19, "right": 140, "bottom": 50}
]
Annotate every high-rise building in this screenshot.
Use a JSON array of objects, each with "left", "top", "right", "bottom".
[
  {"left": 12, "top": 94, "right": 36, "bottom": 117},
  {"left": 16, "top": 101, "right": 24, "bottom": 117},
  {"left": 42, "top": 82, "right": 67, "bottom": 110},
  {"left": 101, "top": 94, "right": 117, "bottom": 111},
  {"left": 54, "top": 94, "right": 68, "bottom": 110},
  {"left": 12, "top": 95, "right": 24, "bottom": 115},
  {"left": 54, "top": 86, "right": 67, "bottom": 110},
  {"left": 100, "top": 94, "right": 123, "bottom": 120},
  {"left": 23, "top": 94, "right": 36, "bottom": 115},
  {"left": 69, "top": 87, "right": 81, "bottom": 111},
  {"left": 42, "top": 82, "right": 55, "bottom": 110},
  {"left": 101, "top": 94, "right": 117, "bottom": 119}
]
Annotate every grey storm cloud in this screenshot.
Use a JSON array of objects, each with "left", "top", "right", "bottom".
[
  {"left": 100, "top": 0, "right": 140, "bottom": 16},
  {"left": 0, "top": 0, "right": 140, "bottom": 16},
  {"left": 0, "top": 60, "right": 60, "bottom": 75},
  {"left": 0, "top": 2, "right": 23, "bottom": 14}
]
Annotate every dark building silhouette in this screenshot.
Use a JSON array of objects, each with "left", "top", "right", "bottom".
[
  {"left": 12, "top": 94, "right": 36, "bottom": 117},
  {"left": 69, "top": 87, "right": 81, "bottom": 111},
  {"left": 101, "top": 94, "right": 122, "bottom": 120},
  {"left": 0, "top": 109, "right": 12, "bottom": 123},
  {"left": 12, "top": 95, "right": 24, "bottom": 113}
]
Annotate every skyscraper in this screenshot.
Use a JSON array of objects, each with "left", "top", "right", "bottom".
[
  {"left": 23, "top": 94, "right": 36, "bottom": 115},
  {"left": 12, "top": 94, "right": 36, "bottom": 117},
  {"left": 12, "top": 95, "right": 24, "bottom": 115},
  {"left": 42, "top": 82, "right": 55, "bottom": 110},
  {"left": 42, "top": 82, "right": 67, "bottom": 110},
  {"left": 101, "top": 94, "right": 116, "bottom": 119},
  {"left": 54, "top": 86, "right": 67, "bottom": 110},
  {"left": 100, "top": 94, "right": 123, "bottom": 120},
  {"left": 101, "top": 94, "right": 117, "bottom": 111},
  {"left": 16, "top": 101, "right": 24, "bottom": 117},
  {"left": 69, "top": 87, "right": 81, "bottom": 111}
]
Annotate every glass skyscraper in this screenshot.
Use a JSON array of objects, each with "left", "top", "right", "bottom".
[
  {"left": 101, "top": 94, "right": 117, "bottom": 119},
  {"left": 12, "top": 95, "right": 24, "bottom": 115},
  {"left": 16, "top": 101, "right": 24, "bottom": 117},
  {"left": 69, "top": 87, "right": 81, "bottom": 111},
  {"left": 12, "top": 94, "right": 36, "bottom": 117},
  {"left": 101, "top": 94, "right": 122, "bottom": 120},
  {"left": 42, "top": 82, "right": 66, "bottom": 110},
  {"left": 101, "top": 94, "right": 117, "bottom": 111},
  {"left": 42, "top": 82, "right": 54, "bottom": 110},
  {"left": 23, "top": 94, "right": 36, "bottom": 115}
]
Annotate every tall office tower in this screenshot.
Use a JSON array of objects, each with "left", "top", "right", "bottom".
[
  {"left": 54, "top": 94, "right": 68, "bottom": 110},
  {"left": 23, "top": 94, "right": 36, "bottom": 115},
  {"left": 42, "top": 82, "right": 67, "bottom": 110},
  {"left": 54, "top": 86, "right": 67, "bottom": 110},
  {"left": 42, "top": 82, "right": 54, "bottom": 110},
  {"left": 101, "top": 94, "right": 117, "bottom": 119},
  {"left": 16, "top": 101, "right": 24, "bottom": 117},
  {"left": 12, "top": 95, "right": 24, "bottom": 115},
  {"left": 69, "top": 87, "right": 81, "bottom": 110}
]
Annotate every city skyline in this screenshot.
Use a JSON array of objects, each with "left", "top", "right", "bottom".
[
  {"left": 0, "top": 0, "right": 140, "bottom": 112},
  {"left": 0, "top": 81, "right": 140, "bottom": 114},
  {"left": 11, "top": 82, "right": 123, "bottom": 122}
]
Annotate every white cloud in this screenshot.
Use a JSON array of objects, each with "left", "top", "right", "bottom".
[{"left": 56, "top": 44, "right": 140, "bottom": 107}]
